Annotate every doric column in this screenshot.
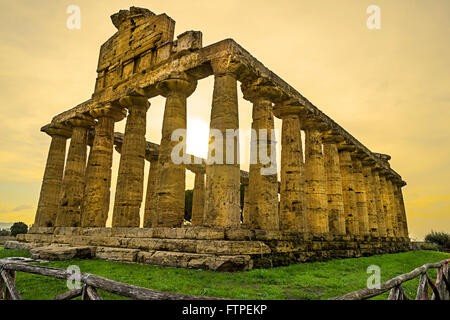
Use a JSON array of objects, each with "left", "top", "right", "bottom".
[
  {"left": 55, "top": 113, "right": 95, "bottom": 227},
  {"left": 81, "top": 104, "right": 126, "bottom": 227},
  {"left": 386, "top": 177, "right": 400, "bottom": 237},
  {"left": 395, "top": 181, "right": 409, "bottom": 238},
  {"left": 372, "top": 167, "right": 387, "bottom": 237},
  {"left": 302, "top": 118, "right": 329, "bottom": 234},
  {"left": 112, "top": 89, "right": 150, "bottom": 227},
  {"left": 272, "top": 103, "right": 306, "bottom": 232},
  {"left": 391, "top": 179, "right": 405, "bottom": 237},
  {"left": 362, "top": 159, "right": 379, "bottom": 237},
  {"left": 338, "top": 143, "right": 359, "bottom": 235},
  {"left": 203, "top": 58, "right": 241, "bottom": 228},
  {"left": 379, "top": 172, "right": 394, "bottom": 237},
  {"left": 143, "top": 153, "right": 159, "bottom": 228},
  {"left": 153, "top": 72, "right": 197, "bottom": 227},
  {"left": 322, "top": 132, "right": 346, "bottom": 235},
  {"left": 34, "top": 123, "right": 72, "bottom": 227},
  {"left": 241, "top": 80, "right": 280, "bottom": 230},
  {"left": 351, "top": 152, "right": 370, "bottom": 236},
  {"left": 190, "top": 166, "right": 206, "bottom": 226}
]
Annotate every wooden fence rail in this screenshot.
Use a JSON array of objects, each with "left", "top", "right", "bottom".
[
  {"left": 330, "top": 258, "right": 450, "bottom": 300},
  {"left": 0, "top": 259, "right": 219, "bottom": 300}
]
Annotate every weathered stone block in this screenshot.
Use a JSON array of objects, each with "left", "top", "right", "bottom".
[
  {"left": 30, "top": 245, "right": 95, "bottom": 261},
  {"left": 95, "top": 247, "right": 139, "bottom": 262}
]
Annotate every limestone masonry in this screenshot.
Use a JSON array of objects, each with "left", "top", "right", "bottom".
[{"left": 9, "top": 7, "right": 410, "bottom": 271}]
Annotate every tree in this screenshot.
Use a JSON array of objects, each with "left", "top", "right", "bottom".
[
  {"left": 184, "top": 190, "right": 193, "bottom": 222},
  {"left": 424, "top": 231, "right": 450, "bottom": 251},
  {"left": 10, "top": 222, "right": 28, "bottom": 237}
]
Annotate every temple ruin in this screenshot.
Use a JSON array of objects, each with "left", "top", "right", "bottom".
[{"left": 11, "top": 7, "right": 410, "bottom": 271}]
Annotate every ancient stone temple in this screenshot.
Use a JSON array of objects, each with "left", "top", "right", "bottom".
[{"left": 11, "top": 7, "right": 410, "bottom": 271}]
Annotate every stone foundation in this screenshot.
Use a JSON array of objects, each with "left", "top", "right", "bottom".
[{"left": 7, "top": 226, "right": 411, "bottom": 271}]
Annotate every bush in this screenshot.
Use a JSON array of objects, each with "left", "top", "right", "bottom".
[
  {"left": 0, "top": 229, "right": 10, "bottom": 236},
  {"left": 424, "top": 231, "right": 450, "bottom": 251},
  {"left": 10, "top": 222, "right": 28, "bottom": 237}
]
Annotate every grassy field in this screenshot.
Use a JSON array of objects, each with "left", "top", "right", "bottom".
[{"left": 0, "top": 247, "right": 448, "bottom": 300}]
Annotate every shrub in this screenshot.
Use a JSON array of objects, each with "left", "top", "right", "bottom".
[
  {"left": 424, "top": 231, "right": 450, "bottom": 251},
  {"left": 0, "top": 229, "right": 10, "bottom": 236},
  {"left": 10, "top": 222, "right": 28, "bottom": 237}
]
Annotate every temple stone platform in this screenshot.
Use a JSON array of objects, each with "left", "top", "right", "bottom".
[{"left": 6, "top": 226, "right": 411, "bottom": 271}]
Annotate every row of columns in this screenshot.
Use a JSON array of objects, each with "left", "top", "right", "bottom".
[{"left": 34, "top": 62, "right": 408, "bottom": 238}]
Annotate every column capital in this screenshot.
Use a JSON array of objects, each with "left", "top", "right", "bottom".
[
  {"left": 210, "top": 56, "right": 243, "bottom": 77},
  {"left": 337, "top": 141, "right": 357, "bottom": 152},
  {"left": 187, "top": 164, "right": 206, "bottom": 175},
  {"left": 65, "top": 113, "right": 95, "bottom": 129},
  {"left": 300, "top": 115, "right": 329, "bottom": 131},
  {"left": 351, "top": 150, "right": 367, "bottom": 160},
  {"left": 89, "top": 103, "right": 127, "bottom": 122},
  {"left": 145, "top": 151, "right": 159, "bottom": 163},
  {"left": 156, "top": 72, "right": 197, "bottom": 98},
  {"left": 272, "top": 99, "right": 306, "bottom": 118},
  {"left": 361, "top": 156, "right": 377, "bottom": 167},
  {"left": 241, "top": 78, "right": 285, "bottom": 103},
  {"left": 119, "top": 88, "right": 150, "bottom": 110},
  {"left": 322, "top": 130, "right": 344, "bottom": 144},
  {"left": 41, "top": 123, "right": 72, "bottom": 138}
]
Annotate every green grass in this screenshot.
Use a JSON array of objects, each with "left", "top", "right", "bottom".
[{"left": 0, "top": 247, "right": 448, "bottom": 300}]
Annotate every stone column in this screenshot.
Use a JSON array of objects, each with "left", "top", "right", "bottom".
[
  {"left": 143, "top": 154, "right": 159, "bottom": 228},
  {"left": 112, "top": 89, "right": 150, "bottom": 227},
  {"left": 272, "top": 104, "right": 306, "bottom": 232},
  {"left": 81, "top": 104, "right": 126, "bottom": 227},
  {"left": 386, "top": 177, "right": 400, "bottom": 237},
  {"left": 379, "top": 172, "right": 394, "bottom": 237},
  {"left": 241, "top": 81, "right": 280, "bottom": 230},
  {"left": 34, "top": 123, "right": 72, "bottom": 227},
  {"left": 190, "top": 166, "right": 206, "bottom": 226},
  {"left": 351, "top": 153, "right": 370, "bottom": 236},
  {"left": 395, "top": 181, "right": 409, "bottom": 238},
  {"left": 203, "top": 58, "right": 241, "bottom": 228},
  {"left": 153, "top": 73, "right": 197, "bottom": 227},
  {"left": 391, "top": 180, "right": 405, "bottom": 237},
  {"left": 322, "top": 133, "right": 346, "bottom": 235},
  {"left": 372, "top": 167, "right": 387, "bottom": 237},
  {"left": 338, "top": 144, "right": 358, "bottom": 235},
  {"left": 362, "top": 160, "right": 379, "bottom": 237},
  {"left": 303, "top": 118, "right": 329, "bottom": 234},
  {"left": 55, "top": 113, "right": 95, "bottom": 227}
]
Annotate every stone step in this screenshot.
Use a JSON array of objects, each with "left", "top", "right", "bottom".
[
  {"left": 20, "top": 233, "right": 271, "bottom": 256},
  {"left": 30, "top": 245, "right": 95, "bottom": 261}
]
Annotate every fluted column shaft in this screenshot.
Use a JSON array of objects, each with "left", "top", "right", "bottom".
[
  {"left": 386, "top": 179, "right": 400, "bottom": 237},
  {"left": 242, "top": 82, "right": 280, "bottom": 231},
  {"left": 392, "top": 182, "right": 405, "bottom": 237},
  {"left": 379, "top": 174, "right": 394, "bottom": 237},
  {"left": 204, "top": 60, "right": 241, "bottom": 228},
  {"left": 143, "top": 156, "right": 159, "bottom": 228},
  {"left": 153, "top": 73, "right": 197, "bottom": 227},
  {"left": 323, "top": 140, "right": 346, "bottom": 235},
  {"left": 82, "top": 105, "right": 126, "bottom": 227},
  {"left": 191, "top": 170, "right": 206, "bottom": 225},
  {"left": 372, "top": 169, "right": 387, "bottom": 236},
  {"left": 34, "top": 125, "right": 72, "bottom": 227},
  {"left": 277, "top": 113, "right": 305, "bottom": 232},
  {"left": 362, "top": 165, "right": 379, "bottom": 237},
  {"left": 396, "top": 183, "right": 409, "bottom": 238},
  {"left": 304, "top": 126, "right": 329, "bottom": 234},
  {"left": 56, "top": 114, "right": 94, "bottom": 227},
  {"left": 352, "top": 155, "right": 369, "bottom": 236},
  {"left": 338, "top": 149, "right": 359, "bottom": 235},
  {"left": 112, "top": 90, "right": 149, "bottom": 227}
]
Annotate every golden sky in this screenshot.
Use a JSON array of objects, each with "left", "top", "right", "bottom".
[{"left": 0, "top": 0, "right": 449, "bottom": 240}]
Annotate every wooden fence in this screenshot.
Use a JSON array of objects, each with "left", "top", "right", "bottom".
[
  {"left": 0, "top": 259, "right": 219, "bottom": 300},
  {"left": 330, "top": 258, "right": 450, "bottom": 300}
]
